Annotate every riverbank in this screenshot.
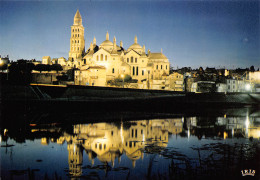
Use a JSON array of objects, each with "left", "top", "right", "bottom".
[{"left": 1, "top": 84, "right": 259, "bottom": 116}]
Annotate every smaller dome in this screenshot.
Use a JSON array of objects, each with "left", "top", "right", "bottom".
[
  {"left": 100, "top": 40, "right": 113, "bottom": 47},
  {"left": 128, "top": 43, "right": 142, "bottom": 50},
  {"left": 127, "top": 36, "right": 144, "bottom": 53}
]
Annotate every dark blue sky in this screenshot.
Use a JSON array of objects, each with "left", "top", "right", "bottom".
[{"left": 0, "top": 1, "right": 259, "bottom": 69}]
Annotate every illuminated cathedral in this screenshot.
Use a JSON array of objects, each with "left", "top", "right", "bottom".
[{"left": 43, "top": 10, "right": 170, "bottom": 87}]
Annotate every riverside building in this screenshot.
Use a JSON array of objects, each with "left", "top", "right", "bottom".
[{"left": 42, "top": 10, "right": 170, "bottom": 88}]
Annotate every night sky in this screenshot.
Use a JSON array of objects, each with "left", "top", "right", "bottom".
[{"left": 0, "top": 0, "right": 259, "bottom": 69}]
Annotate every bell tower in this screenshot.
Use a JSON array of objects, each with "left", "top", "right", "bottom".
[{"left": 69, "top": 10, "right": 85, "bottom": 60}]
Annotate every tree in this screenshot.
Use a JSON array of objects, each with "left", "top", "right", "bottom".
[
  {"left": 8, "top": 60, "right": 35, "bottom": 84},
  {"left": 169, "top": 66, "right": 174, "bottom": 74},
  {"left": 34, "top": 64, "right": 50, "bottom": 73},
  {"left": 107, "top": 74, "right": 134, "bottom": 88},
  {"left": 50, "top": 64, "right": 63, "bottom": 73},
  {"left": 250, "top": 65, "right": 255, "bottom": 72},
  {"left": 0, "top": 63, "right": 8, "bottom": 71}
]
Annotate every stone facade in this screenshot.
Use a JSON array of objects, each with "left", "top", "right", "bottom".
[{"left": 42, "top": 10, "right": 170, "bottom": 87}]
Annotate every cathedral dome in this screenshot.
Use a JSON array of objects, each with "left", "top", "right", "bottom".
[
  {"left": 127, "top": 36, "right": 144, "bottom": 54},
  {"left": 99, "top": 32, "right": 114, "bottom": 51},
  {"left": 100, "top": 40, "right": 113, "bottom": 47},
  {"left": 128, "top": 43, "right": 142, "bottom": 50}
]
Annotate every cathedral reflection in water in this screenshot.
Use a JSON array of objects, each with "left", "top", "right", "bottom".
[
  {"left": 37, "top": 116, "right": 259, "bottom": 177},
  {"left": 56, "top": 119, "right": 183, "bottom": 177}
]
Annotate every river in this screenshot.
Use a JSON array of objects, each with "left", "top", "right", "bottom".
[{"left": 1, "top": 108, "right": 260, "bottom": 180}]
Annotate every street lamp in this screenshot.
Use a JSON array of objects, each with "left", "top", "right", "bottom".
[
  {"left": 245, "top": 84, "right": 251, "bottom": 92},
  {"left": 121, "top": 74, "right": 125, "bottom": 88}
]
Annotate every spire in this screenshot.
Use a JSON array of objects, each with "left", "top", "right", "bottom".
[
  {"left": 143, "top": 45, "right": 145, "bottom": 52},
  {"left": 120, "top": 40, "right": 123, "bottom": 47},
  {"left": 134, "top": 36, "right": 137, "bottom": 44},
  {"left": 112, "top": 36, "right": 117, "bottom": 53},
  {"left": 74, "top": 10, "right": 82, "bottom": 25},
  {"left": 74, "top": 9, "right": 81, "bottom": 18},
  {"left": 106, "top": 31, "right": 109, "bottom": 40},
  {"left": 113, "top": 36, "right": 116, "bottom": 44},
  {"left": 90, "top": 42, "right": 93, "bottom": 51},
  {"left": 132, "top": 160, "right": 136, "bottom": 168},
  {"left": 161, "top": 48, "right": 163, "bottom": 53},
  {"left": 93, "top": 37, "right": 96, "bottom": 45}
]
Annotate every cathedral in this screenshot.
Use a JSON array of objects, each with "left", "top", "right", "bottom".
[{"left": 42, "top": 10, "right": 170, "bottom": 88}]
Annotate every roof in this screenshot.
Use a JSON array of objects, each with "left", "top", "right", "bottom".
[
  {"left": 121, "top": 62, "right": 130, "bottom": 67},
  {"left": 128, "top": 43, "right": 142, "bottom": 51},
  {"left": 148, "top": 53, "right": 167, "bottom": 59},
  {"left": 88, "top": 66, "right": 106, "bottom": 70},
  {"left": 42, "top": 56, "right": 50, "bottom": 59},
  {"left": 74, "top": 10, "right": 81, "bottom": 19},
  {"left": 100, "top": 40, "right": 113, "bottom": 47}
]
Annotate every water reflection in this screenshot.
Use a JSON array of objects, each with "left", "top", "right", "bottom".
[
  {"left": 61, "top": 119, "right": 182, "bottom": 177},
  {"left": 46, "top": 117, "right": 260, "bottom": 177},
  {"left": 1, "top": 115, "right": 260, "bottom": 179}
]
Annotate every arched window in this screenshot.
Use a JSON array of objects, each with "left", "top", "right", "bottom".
[
  {"left": 127, "top": 58, "right": 129, "bottom": 63},
  {"left": 78, "top": 28, "right": 79, "bottom": 32},
  {"left": 156, "top": 65, "right": 158, "bottom": 69},
  {"left": 105, "top": 55, "right": 107, "bottom": 61},
  {"left": 135, "top": 58, "right": 137, "bottom": 63},
  {"left": 101, "top": 54, "right": 103, "bottom": 61},
  {"left": 73, "top": 29, "right": 74, "bottom": 32},
  {"left": 131, "top": 57, "right": 133, "bottom": 63},
  {"left": 136, "top": 66, "right": 138, "bottom": 76},
  {"left": 112, "top": 68, "right": 115, "bottom": 73},
  {"left": 142, "top": 70, "right": 144, "bottom": 76},
  {"left": 166, "top": 65, "right": 168, "bottom": 70},
  {"left": 161, "top": 65, "right": 163, "bottom": 69},
  {"left": 78, "top": 40, "right": 79, "bottom": 43},
  {"left": 97, "top": 55, "right": 99, "bottom": 61},
  {"left": 133, "top": 66, "right": 135, "bottom": 75},
  {"left": 78, "top": 47, "right": 79, "bottom": 50},
  {"left": 78, "top": 34, "right": 79, "bottom": 37},
  {"left": 75, "top": 40, "right": 76, "bottom": 43}
]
